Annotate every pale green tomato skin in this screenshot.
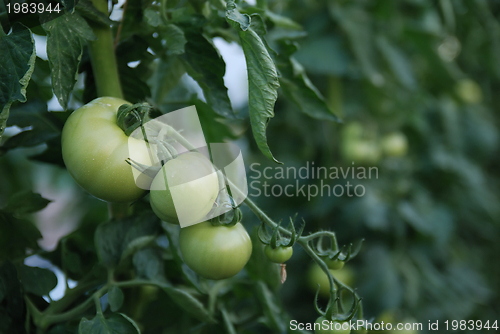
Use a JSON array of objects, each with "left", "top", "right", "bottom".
[
  {"left": 149, "top": 152, "right": 219, "bottom": 225},
  {"left": 381, "top": 132, "right": 408, "bottom": 157},
  {"left": 61, "top": 97, "right": 152, "bottom": 203},
  {"left": 264, "top": 245, "right": 293, "bottom": 263},
  {"left": 315, "top": 317, "right": 351, "bottom": 334},
  {"left": 179, "top": 221, "right": 252, "bottom": 280}
]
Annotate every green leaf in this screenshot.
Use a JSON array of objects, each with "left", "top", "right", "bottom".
[
  {"left": 277, "top": 42, "right": 341, "bottom": 122},
  {"left": 144, "top": 7, "right": 162, "bottom": 27},
  {"left": 225, "top": 1, "right": 251, "bottom": 31},
  {"left": 18, "top": 265, "right": 57, "bottom": 296},
  {"left": 265, "top": 10, "right": 301, "bottom": 30},
  {"left": 330, "top": 5, "right": 382, "bottom": 85},
  {"left": 78, "top": 313, "right": 140, "bottom": 334},
  {"left": 108, "top": 286, "right": 124, "bottom": 312},
  {"left": 150, "top": 56, "right": 186, "bottom": 104},
  {"left": 76, "top": 0, "right": 115, "bottom": 26},
  {"left": 255, "top": 281, "right": 286, "bottom": 332},
  {"left": 0, "top": 262, "right": 25, "bottom": 333},
  {"left": 132, "top": 248, "right": 166, "bottom": 282},
  {"left": 95, "top": 213, "right": 159, "bottom": 268},
  {"left": 47, "top": 323, "right": 78, "bottom": 334},
  {"left": 163, "top": 286, "right": 215, "bottom": 323},
  {"left": 195, "top": 99, "right": 237, "bottom": 143},
  {"left": 164, "top": 24, "right": 187, "bottom": 55},
  {"left": 1, "top": 99, "right": 62, "bottom": 152},
  {"left": 293, "top": 36, "right": 349, "bottom": 76},
  {"left": 0, "top": 23, "right": 36, "bottom": 140},
  {"left": 230, "top": 12, "right": 281, "bottom": 163},
  {"left": 0, "top": 212, "right": 42, "bottom": 261},
  {"left": 121, "top": 235, "right": 157, "bottom": 262},
  {"left": 181, "top": 29, "right": 235, "bottom": 118},
  {"left": 40, "top": 204, "right": 106, "bottom": 281},
  {"left": 3, "top": 191, "right": 51, "bottom": 215},
  {"left": 161, "top": 222, "right": 200, "bottom": 290},
  {"left": 376, "top": 35, "right": 417, "bottom": 90},
  {"left": 42, "top": 12, "right": 96, "bottom": 110},
  {"left": 26, "top": 57, "right": 54, "bottom": 102}
]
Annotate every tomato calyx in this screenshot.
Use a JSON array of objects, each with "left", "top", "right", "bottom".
[
  {"left": 314, "top": 236, "right": 364, "bottom": 270},
  {"left": 313, "top": 288, "right": 362, "bottom": 334},
  {"left": 209, "top": 206, "right": 242, "bottom": 227},
  {"left": 258, "top": 214, "right": 304, "bottom": 249},
  {"left": 116, "top": 102, "right": 155, "bottom": 136}
]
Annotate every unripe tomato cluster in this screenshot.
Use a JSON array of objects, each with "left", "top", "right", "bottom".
[
  {"left": 62, "top": 97, "right": 252, "bottom": 280},
  {"left": 340, "top": 122, "right": 409, "bottom": 163}
]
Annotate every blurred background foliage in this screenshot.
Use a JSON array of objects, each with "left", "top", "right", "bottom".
[
  {"left": 243, "top": 0, "right": 500, "bottom": 330},
  {"left": 1, "top": 0, "right": 499, "bottom": 333}
]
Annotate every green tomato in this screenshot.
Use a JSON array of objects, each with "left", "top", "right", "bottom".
[
  {"left": 179, "top": 221, "right": 252, "bottom": 280},
  {"left": 323, "top": 257, "right": 344, "bottom": 270},
  {"left": 455, "top": 79, "right": 482, "bottom": 104},
  {"left": 307, "top": 264, "right": 355, "bottom": 298},
  {"left": 341, "top": 140, "right": 381, "bottom": 164},
  {"left": 381, "top": 132, "right": 408, "bottom": 157},
  {"left": 149, "top": 152, "right": 219, "bottom": 225},
  {"left": 61, "top": 97, "right": 153, "bottom": 202},
  {"left": 264, "top": 245, "right": 293, "bottom": 263},
  {"left": 315, "top": 316, "right": 351, "bottom": 334},
  {"left": 341, "top": 122, "right": 364, "bottom": 141}
]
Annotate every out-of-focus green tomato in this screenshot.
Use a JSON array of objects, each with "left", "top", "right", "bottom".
[
  {"left": 307, "top": 264, "right": 355, "bottom": 298},
  {"left": 380, "top": 132, "right": 408, "bottom": 157},
  {"left": 455, "top": 79, "right": 482, "bottom": 104},
  {"left": 341, "top": 122, "right": 364, "bottom": 141},
  {"left": 341, "top": 140, "right": 381, "bottom": 164}
]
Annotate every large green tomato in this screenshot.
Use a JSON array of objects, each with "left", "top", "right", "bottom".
[
  {"left": 179, "top": 221, "right": 252, "bottom": 280},
  {"left": 149, "top": 152, "right": 219, "bottom": 225},
  {"left": 315, "top": 316, "right": 351, "bottom": 334},
  {"left": 61, "top": 97, "right": 153, "bottom": 202}
]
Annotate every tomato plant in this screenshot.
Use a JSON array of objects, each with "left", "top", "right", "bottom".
[
  {"left": 61, "top": 97, "right": 152, "bottom": 202},
  {"left": 179, "top": 221, "right": 252, "bottom": 280},
  {"left": 149, "top": 152, "right": 219, "bottom": 225},
  {"left": 1, "top": 0, "right": 499, "bottom": 333}
]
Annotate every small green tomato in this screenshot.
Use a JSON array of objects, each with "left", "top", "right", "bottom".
[
  {"left": 323, "top": 257, "right": 344, "bottom": 270},
  {"left": 264, "top": 245, "right": 293, "bottom": 263}
]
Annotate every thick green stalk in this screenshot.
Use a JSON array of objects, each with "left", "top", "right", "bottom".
[
  {"left": 87, "top": 0, "right": 130, "bottom": 218},
  {"left": 88, "top": 0, "right": 123, "bottom": 99}
]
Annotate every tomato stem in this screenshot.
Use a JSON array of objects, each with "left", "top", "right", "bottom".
[{"left": 88, "top": 0, "right": 123, "bottom": 99}]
